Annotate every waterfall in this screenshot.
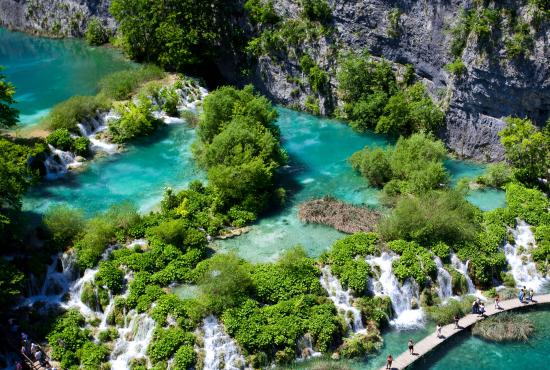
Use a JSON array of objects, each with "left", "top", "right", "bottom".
[
  {"left": 44, "top": 144, "right": 82, "bottom": 178},
  {"left": 110, "top": 312, "right": 156, "bottom": 370},
  {"left": 296, "top": 333, "right": 321, "bottom": 361},
  {"left": 77, "top": 112, "right": 119, "bottom": 154},
  {"left": 319, "top": 266, "right": 365, "bottom": 333},
  {"left": 504, "top": 220, "right": 548, "bottom": 292},
  {"left": 450, "top": 253, "right": 476, "bottom": 294},
  {"left": 434, "top": 257, "right": 453, "bottom": 301},
  {"left": 367, "top": 253, "right": 424, "bottom": 329},
  {"left": 202, "top": 315, "right": 247, "bottom": 370}
]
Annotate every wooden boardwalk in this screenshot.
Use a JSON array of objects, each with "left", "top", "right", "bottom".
[{"left": 380, "top": 294, "right": 550, "bottom": 370}]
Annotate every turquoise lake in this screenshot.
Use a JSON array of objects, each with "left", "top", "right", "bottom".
[{"left": 0, "top": 28, "right": 132, "bottom": 126}]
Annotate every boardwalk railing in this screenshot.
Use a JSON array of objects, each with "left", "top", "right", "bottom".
[{"left": 380, "top": 294, "right": 550, "bottom": 370}]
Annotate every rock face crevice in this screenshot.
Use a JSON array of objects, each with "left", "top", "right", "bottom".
[{"left": 1, "top": 0, "right": 548, "bottom": 161}]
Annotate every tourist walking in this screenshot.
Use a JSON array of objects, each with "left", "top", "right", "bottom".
[
  {"left": 436, "top": 324, "right": 442, "bottom": 338},
  {"left": 408, "top": 339, "right": 414, "bottom": 355},
  {"left": 454, "top": 314, "right": 460, "bottom": 329},
  {"left": 472, "top": 299, "right": 479, "bottom": 314},
  {"left": 495, "top": 294, "right": 501, "bottom": 309},
  {"left": 386, "top": 354, "right": 393, "bottom": 369},
  {"left": 528, "top": 289, "right": 534, "bottom": 302},
  {"left": 519, "top": 288, "right": 524, "bottom": 303},
  {"left": 478, "top": 302, "right": 486, "bottom": 317}
]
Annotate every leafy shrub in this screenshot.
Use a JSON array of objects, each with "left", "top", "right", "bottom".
[
  {"left": 98, "top": 65, "right": 164, "bottom": 100},
  {"left": 505, "top": 183, "right": 549, "bottom": 226},
  {"left": 95, "top": 261, "right": 125, "bottom": 294},
  {"left": 78, "top": 342, "right": 109, "bottom": 370},
  {"left": 301, "top": 0, "right": 332, "bottom": 24},
  {"left": 426, "top": 296, "right": 475, "bottom": 325},
  {"left": 245, "top": 0, "right": 280, "bottom": 25},
  {"left": 43, "top": 205, "right": 85, "bottom": 250},
  {"left": 339, "top": 332, "right": 381, "bottom": 358},
  {"left": 46, "top": 128, "right": 73, "bottom": 151},
  {"left": 431, "top": 242, "right": 450, "bottom": 260},
  {"left": 172, "top": 345, "right": 196, "bottom": 369},
  {"left": 85, "top": 18, "right": 110, "bottom": 46},
  {"left": 109, "top": 98, "right": 162, "bottom": 143},
  {"left": 47, "top": 310, "right": 90, "bottom": 369},
  {"left": 355, "top": 296, "right": 392, "bottom": 326},
  {"left": 73, "top": 136, "right": 91, "bottom": 156},
  {"left": 390, "top": 241, "right": 436, "bottom": 286},
  {"left": 387, "top": 8, "right": 401, "bottom": 37},
  {"left": 147, "top": 327, "right": 195, "bottom": 363},
  {"left": 476, "top": 163, "right": 513, "bottom": 187},
  {"left": 44, "top": 95, "right": 110, "bottom": 131},
  {"left": 445, "top": 58, "right": 466, "bottom": 77}
]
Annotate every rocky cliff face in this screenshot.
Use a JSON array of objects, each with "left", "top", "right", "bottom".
[
  {"left": 0, "top": 0, "right": 114, "bottom": 37},
  {"left": 245, "top": 0, "right": 550, "bottom": 161},
  {"left": 1, "top": 0, "right": 548, "bottom": 161}
]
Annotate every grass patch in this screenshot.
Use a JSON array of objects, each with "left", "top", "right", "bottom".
[
  {"left": 43, "top": 95, "right": 111, "bottom": 132},
  {"left": 472, "top": 312, "right": 534, "bottom": 342},
  {"left": 426, "top": 296, "right": 475, "bottom": 325},
  {"left": 98, "top": 65, "right": 165, "bottom": 100}
]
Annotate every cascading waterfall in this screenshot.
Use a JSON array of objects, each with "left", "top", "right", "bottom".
[
  {"left": 110, "top": 312, "right": 156, "bottom": 370},
  {"left": 504, "top": 220, "right": 548, "bottom": 292},
  {"left": 450, "top": 253, "right": 476, "bottom": 294},
  {"left": 434, "top": 257, "right": 453, "bottom": 301},
  {"left": 319, "top": 266, "right": 365, "bottom": 333},
  {"left": 296, "top": 333, "right": 321, "bottom": 361},
  {"left": 367, "top": 252, "right": 424, "bottom": 329},
  {"left": 202, "top": 315, "right": 247, "bottom": 370},
  {"left": 44, "top": 144, "right": 82, "bottom": 178},
  {"left": 77, "top": 112, "right": 119, "bottom": 154}
]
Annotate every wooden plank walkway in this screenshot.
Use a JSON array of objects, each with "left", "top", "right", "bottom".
[{"left": 380, "top": 294, "right": 550, "bottom": 370}]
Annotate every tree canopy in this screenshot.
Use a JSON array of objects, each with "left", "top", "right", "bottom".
[{"left": 0, "top": 66, "right": 18, "bottom": 128}]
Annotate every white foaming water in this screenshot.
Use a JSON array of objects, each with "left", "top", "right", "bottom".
[
  {"left": 504, "top": 220, "right": 548, "bottom": 292},
  {"left": 450, "top": 253, "right": 476, "bottom": 294},
  {"left": 202, "top": 315, "right": 247, "bottom": 370},
  {"left": 434, "top": 257, "right": 453, "bottom": 301},
  {"left": 63, "top": 266, "right": 100, "bottom": 316},
  {"left": 297, "top": 333, "right": 321, "bottom": 361},
  {"left": 319, "top": 266, "right": 365, "bottom": 333},
  {"left": 77, "top": 111, "right": 119, "bottom": 154},
  {"left": 44, "top": 144, "right": 82, "bottom": 178},
  {"left": 110, "top": 312, "right": 156, "bottom": 370},
  {"left": 367, "top": 253, "right": 424, "bottom": 329}
]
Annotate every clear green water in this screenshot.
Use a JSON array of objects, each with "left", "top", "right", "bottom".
[
  {"left": 0, "top": 28, "right": 132, "bottom": 126},
  {"left": 23, "top": 124, "right": 203, "bottom": 216},
  {"left": 411, "top": 308, "right": 550, "bottom": 370}
]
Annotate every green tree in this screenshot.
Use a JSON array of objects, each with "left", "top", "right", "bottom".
[
  {"left": 85, "top": 18, "right": 110, "bottom": 46},
  {"left": 499, "top": 117, "right": 550, "bottom": 183},
  {"left": 43, "top": 205, "right": 85, "bottom": 250},
  {"left": 0, "top": 66, "right": 18, "bottom": 128}
]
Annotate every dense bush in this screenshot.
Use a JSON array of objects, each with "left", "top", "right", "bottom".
[
  {"left": 44, "top": 95, "right": 110, "bottom": 131},
  {"left": 505, "top": 183, "right": 549, "bottom": 226},
  {"left": 252, "top": 247, "right": 323, "bottom": 304},
  {"left": 444, "top": 58, "right": 467, "bottom": 77},
  {"left": 355, "top": 296, "right": 392, "bottom": 326},
  {"left": 43, "top": 205, "right": 85, "bottom": 251},
  {"left": 46, "top": 129, "right": 91, "bottom": 156},
  {"left": 109, "top": 98, "right": 162, "bottom": 143},
  {"left": 172, "top": 345, "right": 196, "bottom": 369},
  {"left": 379, "top": 190, "right": 480, "bottom": 247},
  {"left": 476, "top": 163, "right": 513, "bottom": 188},
  {"left": 194, "top": 85, "right": 286, "bottom": 216},
  {"left": 389, "top": 240, "right": 436, "bottom": 286},
  {"left": 147, "top": 326, "right": 195, "bottom": 363},
  {"left": 98, "top": 65, "right": 164, "bottom": 100},
  {"left": 0, "top": 66, "right": 18, "bottom": 129},
  {"left": 47, "top": 310, "right": 90, "bottom": 369},
  {"left": 350, "top": 133, "right": 448, "bottom": 196},
  {"left": 245, "top": 0, "right": 280, "bottom": 25},
  {"left": 499, "top": 117, "right": 549, "bottom": 184},
  {"left": 85, "top": 18, "right": 110, "bottom": 46},
  {"left": 78, "top": 342, "right": 109, "bottom": 370},
  {"left": 301, "top": 0, "right": 332, "bottom": 24},
  {"left": 95, "top": 261, "right": 125, "bottom": 294},
  {"left": 426, "top": 296, "right": 475, "bottom": 325}
]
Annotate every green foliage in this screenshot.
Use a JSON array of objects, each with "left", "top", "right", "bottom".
[
  {"left": 95, "top": 261, "right": 125, "bottom": 294},
  {"left": 47, "top": 310, "right": 90, "bottom": 369},
  {"left": 109, "top": 98, "right": 162, "bottom": 143},
  {"left": 98, "top": 327, "right": 119, "bottom": 343},
  {"left": 198, "top": 253, "right": 253, "bottom": 313},
  {"left": 172, "top": 345, "right": 196, "bottom": 369},
  {"left": 194, "top": 85, "right": 285, "bottom": 216},
  {"left": 324, "top": 233, "right": 379, "bottom": 294},
  {"left": 431, "top": 242, "right": 450, "bottom": 260},
  {"left": 98, "top": 65, "right": 164, "bottom": 100},
  {"left": 444, "top": 58, "right": 466, "bottom": 77},
  {"left": 85, "top": 18, "right": 110, "bottom": 46},
  {"left": 0, "top": 138, "right": 38, "bottom": 240},
  {"left": 505, "top": 183, "right": 549, "bottom": 226},
  {"left": 147, "top": 219, "right": 206, "bottom": 250},
  {"left": 426, "top": 296, "right": 475, "bottom": 325},
  {"left": 78, "top": 342, "right": 109, "bottom": 370},
  {"left": 355, "top": 295, "right": 392, "bottom": 326},
  {"left": 46, "top": 129, "right": 91, "bottom": 156},
  {"left": 350, "top": 133, "right": 448, "bottom": 196},
  {"left": 448, "top": 268, "right": 469, "bottom": 295},
  {"left": 301, "top": 0, "right": 332, "bottom": 24},
  {"left": 223, "top": 296, "right": 343, "bottom": 361},
  {"left": 389, "top": 240, "right": 436, "bottom": 286},
  {"left": 44, "top": 95, "right": 110, "bottom": 131},
  {"left": 110, "top": 0, "right": 233, "bottom": 69},
  {"left": 504, "top": 21, "right": 533, "bottom": 59},
  {"left": 449, "top": 9, "right": 474, "bottom": 57},
  {"left": 375, "top": 82, "right": 444, "bottom": 136},
  {"left": 0, "top": 259, "right": 25, "bottom": 308},
  {"left": 476, "top": 163, "right": 513, "bottom": 188},
  {"left": 43, "top": 205, "right": 85, "bottom": 251},
  {"left": 245, "top": 0, "right": 280, "bottom": 25},
  {"left": 252, "top": 247, "right": 323, "bottom": 303},
  {"left": 147, "top": 326, "right": 195, "bottom": 363},
  {"left": 387, "top": 8, "right": 401, "bottom": 38},
  {"left": 0, "top": 66, "right": 18, "bottom": 128},
  {"left": 380, "top": 190, "right": 480, "bottom": 247},
  {"left": 499, "top": 117, "right": 550, "bottom": 184}
]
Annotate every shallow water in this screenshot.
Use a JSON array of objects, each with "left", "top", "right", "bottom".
[
  {"left": 24, "top": 124, "right": 203, "bottom": 215},
  {"left": 0, "top": 28, "right": 132, "bottom": 126}
]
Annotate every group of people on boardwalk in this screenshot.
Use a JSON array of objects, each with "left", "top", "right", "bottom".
[
  {"left": 472, "top": 298, "right": 486, "bottom": 317},
  {"left": 8, "top": 318, "right": 55, "bottom": 370},
  {"left": 519, "top": 286, "right": 535, "bottom": 303}
]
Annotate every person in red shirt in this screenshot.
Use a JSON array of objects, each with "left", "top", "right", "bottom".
[{"left": 386, "top": 354, "right": 393, "bottom": 369}]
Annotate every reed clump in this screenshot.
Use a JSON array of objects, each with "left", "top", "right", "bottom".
[{"left": 472, "top": 312, "right": 534, "bottom": 342}]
